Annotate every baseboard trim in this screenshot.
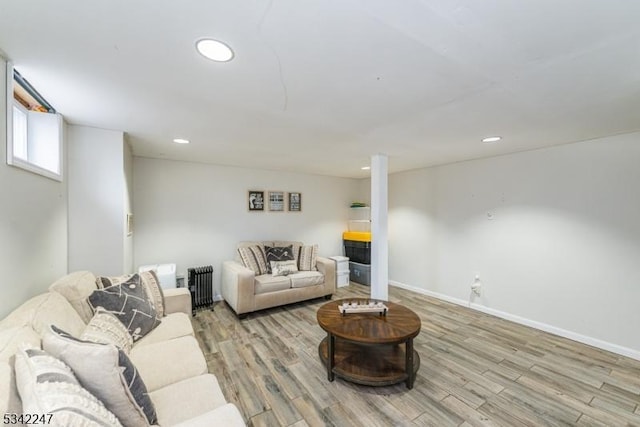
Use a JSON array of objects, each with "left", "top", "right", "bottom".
[{"left": 389, "top": 280, "right": 640, "bottom": 361}]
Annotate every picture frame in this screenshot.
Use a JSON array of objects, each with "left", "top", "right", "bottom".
[
  {"left": 248, "top": 190, "right": 265, "bottom": 211},
  {"left": 269, "top": 191, "right": 285, "bottom": 211},
  {"left": 288, "top": 192, "right": 302, "bottom": 212}
]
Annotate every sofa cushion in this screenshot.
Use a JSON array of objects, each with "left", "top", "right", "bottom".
[
  {"left": 0, "top": 292, "right": 86, "bottom": 339},
  {"left": 129, "top": 336, "right": 207, "bottom": 392},
  {"left": 81, "top": 309, "right": 134, "bottom": 354},
  {"left": 289, "top": 271, "right": 325, "bottom": 288},
  {"left": 14, "top": 346, "right": 123, "bottom": 427},
  {"left": 48, "top": 271, "right": 98, "bottom": 323},
  {"left": 97, "top": 271, "right": 165, "bottom": 318},
  {"left": 172, "top": 404, "right": 246, "bottom": 427},
  {"left": 43, "top": 325, "right": 157, "bottom": 427},
  {"left": 88, "top": 274, "right": 161, "bottom": 342},
  {"left": 264, "top": 245, "right": 295, "bottom": 273},
  {"left": 134, "top": 312, "right": 194, "bottom": 347},
  {"left": 298, "top": 244, "right": 318, "bottom": 271},
  {"left": 237, "top": 245, "right": 269, "bottom": 275},
  {"left": 149, "top": 374, "right": 228, "bottom": 426},
  {"left": 254, "top": 274, "right": 291, "bottom": 295}
]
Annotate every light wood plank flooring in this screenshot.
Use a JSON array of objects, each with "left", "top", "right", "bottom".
[{"left": 191, "top": 283, "right": 640, "bottom": 426}]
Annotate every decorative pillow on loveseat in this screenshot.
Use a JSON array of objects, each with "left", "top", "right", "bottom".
[
  {"left": 271, "top": 260, "right": 299, "bottom": 277},
  {"left": 88, "top": 274, "right": 161, "bottom": 342},
  {"left": 298, "top": 244, "right": 318, "bottom": 271},
  {"left": 237, "top": 245, "right": 269, "bottom": 275},
  {"left": 264, "top": 245, "right": 295, "bottom": 273},
  {"left": 14, "top": 346, "right": 123, "bottom": 427},
  {"left": 43, "top": 325, "right": 157, "bottom": 427}
]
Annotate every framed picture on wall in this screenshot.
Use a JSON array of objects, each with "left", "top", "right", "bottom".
[
  {"left": 288, "top": 192, "right": 301, "bottom": 212},
  {"left": 269, "top": 191, "right": 285, "bottom": 211},
  {"left": 248, "top": 190, "right": 265, "bottom": 211}
]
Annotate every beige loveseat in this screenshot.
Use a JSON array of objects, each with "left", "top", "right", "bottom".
[
  {"left": 0, "top": 271, "right": 245, "bottom": 426},
  {"left": 221, "top": 241, "right": 336, "bottom": 317}
]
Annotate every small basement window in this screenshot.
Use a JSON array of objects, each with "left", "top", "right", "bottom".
[{"left": 6, "top": 62, "right": 63, "bottom": 181}]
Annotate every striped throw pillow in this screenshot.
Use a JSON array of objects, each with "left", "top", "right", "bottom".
[
  {"left": 298, "top": 244, "right": 318, "bottom": 271},
  {"left": 237, "top": 245, "right": 269, "bottom": 275}
]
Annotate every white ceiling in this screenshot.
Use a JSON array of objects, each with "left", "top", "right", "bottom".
[{"left": 1, "top": 1, "right": 639, "bottom": 178}]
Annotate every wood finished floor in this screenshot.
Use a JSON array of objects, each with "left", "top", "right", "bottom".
[{"left": 191, "top": 284, "right": 640, "bottom": 427}]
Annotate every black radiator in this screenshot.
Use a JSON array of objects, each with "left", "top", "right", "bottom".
[{"left": 187, "top": 265, "right": 214, "bottom": 315}]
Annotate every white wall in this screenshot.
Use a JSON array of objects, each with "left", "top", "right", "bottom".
[
  {"left": 123, "top": 140, "right": 133, "bottom": 274},
  {"left": 67, "top": 125, "right": 130, "bottom": 276},
  {"left": 0, "top": 56, "right": 68, "bottom": 318},
  {"left": 133, "top": 157, "right": 360, "bottom": 295},
  {"left": 388, "top": 132, "right": 640, "bottom": 357},
  {"left": 388, "top": 168, "right": 438, "bottom": 290}
]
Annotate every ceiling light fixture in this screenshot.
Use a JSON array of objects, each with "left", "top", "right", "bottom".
[
  {"left": 361, "top": 166, "right": 371, "bottom": 170},
  {"left": 482, "top": 136, "right": 502, "bottom": 143},
  {"left": 196, "top": 39, "right": 234, "bottom": 62},
  {"left": 173, "top": 138, "right": 190, "bottom": 144}
]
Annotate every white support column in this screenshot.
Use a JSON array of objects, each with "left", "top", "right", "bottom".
[{"left": 370, "top": 153, "right": 388, "bottom": 301}]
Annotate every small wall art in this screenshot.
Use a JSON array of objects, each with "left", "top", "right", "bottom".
[
  {"left": 288, "top": 192, "right": 301, "bottom": 212},
  {"left": 248, "top": 190, "right": 265, "bottom": 211},
  {"left": 269, "top": 191, "right": 285, "bottom": 211}
]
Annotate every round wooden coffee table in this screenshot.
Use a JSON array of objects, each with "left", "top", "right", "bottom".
[{"left": 317, "top": 299, "right": 421, "bottom": 389}]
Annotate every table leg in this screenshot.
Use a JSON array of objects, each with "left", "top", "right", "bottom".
[
  {"left": 406, "top": 338, "right": 414, "bottom": 389},
  {"left": 327, "top": 333, "right": 335, "bottom": 381}
]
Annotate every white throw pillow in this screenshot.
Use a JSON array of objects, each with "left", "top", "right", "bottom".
[
  {"left": 271, "top": 260, "right": 299, "bottom": 276},
  {"left": 14, "top": 345, "right": 123, "bottom": 427},
  {"left": 81, "top": 309, "right": 134, "bottom": 354}
]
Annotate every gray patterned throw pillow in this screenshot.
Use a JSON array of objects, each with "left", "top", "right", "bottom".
[
  {"left": 43, "top": 325, "right": 157, "bottom": 427},
  {"left": 88, "top": 273, "right": 160, "bottom": 341},
  {"left": 96, "top": 271, "right": 165, "bottom": 318},
  {"left": 264, "top": 245, "right": 295, "bottom": 273}
]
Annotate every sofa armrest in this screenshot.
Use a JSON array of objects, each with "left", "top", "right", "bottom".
[
  {"left": 221, "top": 261, "right": 255, "bottom": 316},
  {"left": 170, "top": 403, "right": 245, "bottom": 427},
  {"left": 163, "top": 288, "right": 192, "bottom": 316},
  {"left": 316, "top": 256, "right": 336, "bottom": 295}
]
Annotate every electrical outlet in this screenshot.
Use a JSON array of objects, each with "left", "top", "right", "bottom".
[{"left": 471, "top": 275, "right": 482, "bottom": 296}]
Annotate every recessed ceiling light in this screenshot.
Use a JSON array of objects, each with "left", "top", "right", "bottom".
[
  {"left": 196, "top": 39, "right": 234, "bottom": 62},
  {"left": 482, "top": 136, "right": 502, "bottom": 143},
  {"left": 173, "top": 138, "right": 190, "bottom": 144},
  {"left": 361, "top": 166, "right": 371, "bottom": 170}
]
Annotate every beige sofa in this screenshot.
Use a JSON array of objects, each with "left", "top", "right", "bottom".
[
  {"left": 221, "top": 241, "right": 336, "bottom": 317},
  {"left": 0, "top": 271, "right": 245, "bottom": 426}
]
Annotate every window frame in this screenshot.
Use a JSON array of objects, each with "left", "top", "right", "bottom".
[{"left": 6, "top": 61, "right": 64, "bottom": 182}]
